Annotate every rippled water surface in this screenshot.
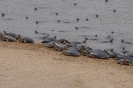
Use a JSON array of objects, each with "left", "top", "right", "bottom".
[{"left": 0, "top": 0, "right": 133, "bottom": 53}]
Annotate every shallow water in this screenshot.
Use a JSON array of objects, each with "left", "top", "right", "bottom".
[{"left": 0, "top": 0, "right": 133, "bottom": 54}]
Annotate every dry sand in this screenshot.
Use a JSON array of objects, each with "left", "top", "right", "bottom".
[{"left": 0, "top": 41, "right": 133, "bottom": 88}]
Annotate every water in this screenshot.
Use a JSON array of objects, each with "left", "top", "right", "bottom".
[{"left": 0, "top": 0, "right": 133, "bottom": 53}]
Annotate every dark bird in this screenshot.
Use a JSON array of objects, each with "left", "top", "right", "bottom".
[
  {"left": 96, "top": 15, "right": 98, "bottom": 18},
  {"left": 55, "top": 13, "right": 58, "bottom": 16},
  {"left": 110, "top": 38, "right": 113, "bottom": 43},
  {"left": 76, "top": 18, "right": 79, "bottom": 21},
  {"left": 110, "top": 48, "right": 114, "bottom": 52},
  {"left": 113, "top": 10, "right": 116, "bottom": 12},
  {"left": 74, "top": 3, "right": 77, "bottom": 6},
  {"left": 34, "top": 8, "right": 37, "bottom": 11},
  {"left": 26, "top": 17, "right": 28, "bottom": 19},
  {"left": 35, "top": 30, "right": 38, "bottom": 34},
  {"left": 111, "top": 31, "right": 114, "bottom": 34},
  {"left": 36, "top": 21, "right": 38, "bottom": 24},
  {"left": 83, "top": 38, "right": 88, "bottom": 44},
  {"left": 121, "top": 39, "right": 132, "bottom": 44},
  {"left": 121, "top": 39, "right": 124, "bottom": 43},
  {"left": 57, "top": 20, "right": 61, "bottom": 22},
  {"left": 75, "top": 27, "right": 78, "bottom": 30},
  {"left": 86, "top": 18, "right": 89, "bottom": 21},
  {"left": 95, "top": 35, "right": 97, "bottom": 37},
  {"left": 2, "top": 13, "right": 5, "bottom": 18},
  {"left": 105, "top": 0, "right": 108, "bottom": 3}
]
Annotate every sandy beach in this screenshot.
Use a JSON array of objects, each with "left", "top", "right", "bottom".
[{"left": 0, "top": 41, "right": 133, "bottom": 88}]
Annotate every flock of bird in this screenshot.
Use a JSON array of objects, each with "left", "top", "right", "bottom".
[
  {"left": 0, "top": 30, "right": 133, "bottom": 66},
  {"left": 0, "top": 0, "right": 133, "bottom": 66}
]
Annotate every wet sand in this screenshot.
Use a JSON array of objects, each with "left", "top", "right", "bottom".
[{"left": 0, "top": 41, "right": 133, "bottom": 88}]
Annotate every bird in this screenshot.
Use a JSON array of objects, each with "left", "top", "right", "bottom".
[
  {"left": 75, "top": 27, "right": 78, "bottom": 30},
  {"left": 76, "top": 18, "right": 79, "bottom": 22},
  {"left": 96, "top": 15, "right": 98, "bottom": 18},
  {"left": 74, "top": 3, "right": 77, "bottom": 6},
  {"left": 111, "top": 31, "right": 114, "bottom": 34},
  {"left": 2, "top": 13, "right": 5, "bottom": 18},
  {"left": 110, "top": 48, "right": 114, "bottom": 52},
  {"left": 36, "top": 21, "right": 38, "bottom": 24},
  {"left": 34, "top": 8, "right": 37, "bottom": 11},
  {"left": 35, "top": 30, "right": 38, "bottom": 34},
  {"left": 110, "top": 38, "right": 113, "bottom": 43},
  {"left": 105, "top": 0, "right": 108, "bottom": 3},
  {"left": 121, "top": 39, "right": 124, "bottom": 43},
  {"left": 95, "top": 35, "right": 97, "bottom": 37},
  {"left": 55, "top": 13, "right": 58, "bottom": 16},
  {"left": 83, "top": 38, "right": 89, "bottom": 44},
  {"left": 26, "top": 17, "right": 28, "bottom": 19},
  {"left": 57, "top": 20, "right": 61, "bottom": 22},
  {"left": 86, "top": 18, "right": 89, "bottom": 21}
]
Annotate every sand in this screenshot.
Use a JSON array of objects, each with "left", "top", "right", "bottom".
[{"left": 0, "top": 41, "right": 133, "bottom": 88}]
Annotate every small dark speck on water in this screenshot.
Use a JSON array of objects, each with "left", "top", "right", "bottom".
[
  {"left": 74, "top": 3, "right": 77, "bottom": 6},
  {"left": 96, "top": 15, "right": 98, "bottom": 18},
  {"left": 34, "top": 8, "right": 37, "bottom": 11},
  {"left": 26, "top": 17, "right": 28, "bottom": 19},
  {"left": 57, "top": 20, "right": 61, "bottom": 22},
  {"left": 86, "top": 18, "right": 89, "bottom": 21},
  {"left": 2, "top": 13, "right": 5, "bottom": 18},
  {"left": 95, "top": 35, "right": 97, "bottom": 37},
  {"left": 111, "top": 31, "right": 114, "bottom": 34},
  {"left": 75, "top": 27, "right": 78, "bottom": 30},
  {"left": 76, "top": 18, "right": 79, "bottom": 21},
  {"left": 55, "top": 13, "right": 58, "bottom": 16},
  {"left": 36, "top": 21, "right": 38, "bottom": 24}
]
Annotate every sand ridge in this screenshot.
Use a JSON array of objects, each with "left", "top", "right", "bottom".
[{"left": 0, "top": 41, "right": 133, "bottom": 88}]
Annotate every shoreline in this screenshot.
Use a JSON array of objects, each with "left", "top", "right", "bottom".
[{"left": 0, "top": 41, "right": 133, "bottom": 88}]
